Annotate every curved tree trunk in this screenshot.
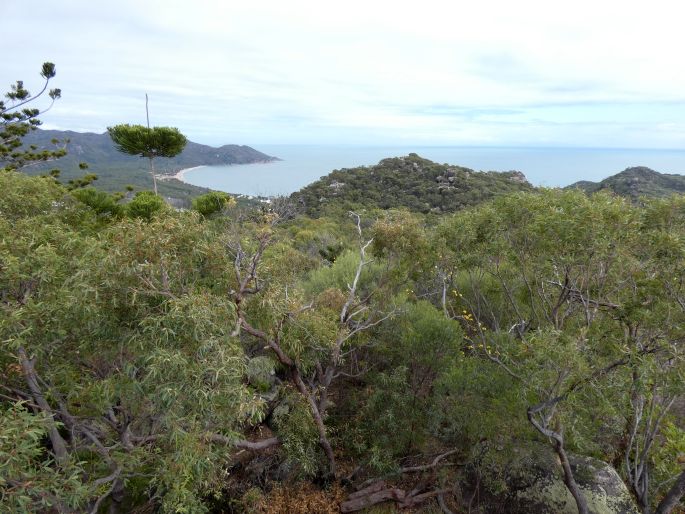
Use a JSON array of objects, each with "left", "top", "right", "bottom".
[
  {"left": 553, "top": 438, "right": 589, "bottom": 514},
  {"left": 527, "top": 406, "right": 588, "bottom": 514},
  {"left": 655, "top": 470, "right": 685, "bottom": 514}
]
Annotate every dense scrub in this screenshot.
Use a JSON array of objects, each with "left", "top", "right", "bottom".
[
  {"left": 290, "top": 153, "right": 533, "bottom": 217},
  {"left": 3, "top": 166, "right": 685, "bottom": 513}
]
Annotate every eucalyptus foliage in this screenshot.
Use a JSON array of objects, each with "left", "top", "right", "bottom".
[{"left": 6, "top": 107, "right": 685, "bottom": 513}]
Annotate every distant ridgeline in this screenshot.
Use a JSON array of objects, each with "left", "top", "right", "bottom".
[
  {"left": 567, "top": 166, "right": 685, "bottom": 201},
  {"left": 290, "top": 153, "right": 533, "bottom": 216},
  {"left": 18, "top": 129, "right": 278, "bottom": 197}
]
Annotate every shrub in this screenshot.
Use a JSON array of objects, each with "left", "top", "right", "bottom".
[
  {"left": 126, "top": 190, "right": 166, "bottom": 220},
  {"left": 191, "top": 191, "right": 235, "bottom": 217}
]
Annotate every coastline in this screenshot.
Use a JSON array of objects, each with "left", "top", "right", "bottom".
[
  {"left": 164, "top": 158, "right": 279, "bottom": 185},
  {"left": 163, "top": 157, "right": 282, "bottom": 186},
  {"left": 171, "top": 165, "right": 207, "bottom": 183}
]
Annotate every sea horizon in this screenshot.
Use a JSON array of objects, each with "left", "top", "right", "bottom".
[{"left": 179, "top": 144, "right": 685, "bottom": 197}]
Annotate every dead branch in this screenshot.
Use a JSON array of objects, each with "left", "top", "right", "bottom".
[
  {"left": 400, "top": 449, "right": 460, "bottom": 473},
  {"left": 547, "top": 280, "right": 620, "bottom": 309},
  {"left": 207, "top": 433, "right": 281, "bottom": 451},
  {"left": 341, "top": 480, "right": 454, "bottom": 512}
]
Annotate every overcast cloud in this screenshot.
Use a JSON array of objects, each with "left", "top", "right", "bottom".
[{"left": 4, "top": 0, "right": 685, "bottom": 147}]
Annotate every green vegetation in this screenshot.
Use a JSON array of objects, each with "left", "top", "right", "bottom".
[
  {"left": 0, "top": 62, "right": 65, "bottom": 170},
  {"left": 5, "top": 162, "right": 685, "bottom": 513},
  {"left": 108, "top": 123, "right": 188, "bottom": 194},
  {"left": 5, "top": 65, "right": 685, "bottom": 514},
  {"left": 17, "top": 128, "right": 276, "bottom": 200},
  {"left": 568, "top": 166, "right": 685, "bottom": 200},
  {"left": 191, "top": 190, "right": 236, "bottom": 217},
  {"left": 125, "top": 190, "right": 168, "bottom": 220},
  {"left": 291, "top": 153, "right": 533, "bottom": 216}
]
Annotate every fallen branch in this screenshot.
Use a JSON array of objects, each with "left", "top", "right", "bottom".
[
  {"left": 341, "top": 481, "right": 404, "bottom": 512},
  {"left": 343, "top": 451, "right": 462, "bottom": 512},
  {"left": 341, "top": 483, "right": 453, "bottom": 512},
  {"left": 438, "top": 490, "right": 458, "bottom": 514},
  {"left": 401, "top": 449, "right": 459, "bottom": 473}
]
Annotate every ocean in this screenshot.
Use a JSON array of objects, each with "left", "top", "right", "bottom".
[{"left": 180, "top": 145, "right": 685, "bottom": 197}]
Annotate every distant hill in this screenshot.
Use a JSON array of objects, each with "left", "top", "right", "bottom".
[
  {"left": 567, "top": 166, "right": 685, "bottom": 200},
  {"left": 290, "top": 153, "right": 534, "bottom": 216},
  {"left": 16, "top": 129, "right": 277, "bottom": 197}
]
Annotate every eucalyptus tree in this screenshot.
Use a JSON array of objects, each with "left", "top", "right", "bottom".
[
  {"left": 0, "top": 171, "right": 269, "bottom": 512},
  {"left": 438, "top": 189, "right": 685, "bottom": 514},
  {"left": 227, "top": 211, "right": 397, "bottom": 478}
]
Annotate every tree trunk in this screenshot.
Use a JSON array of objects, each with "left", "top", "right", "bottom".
[
  {"left": 655, "top": 469, "right": 685, "bottom": 514},
  {"left": 292, "top": 369, "right": 337, "bottom": 477},
  {"left": 149, "top": 156, "right": 158, "bottom": 195},
  {"left": 553, "top": 438, "right": 589, "bottom": 514},
  {"left": 17, "top": 347, "right": 69, "bottom": 466},
  {"left": 107, "top": 478, "right": 125, "bottom": 514},
  {"left": 528, "top": 407, "right": 588, "bottom": 514}
]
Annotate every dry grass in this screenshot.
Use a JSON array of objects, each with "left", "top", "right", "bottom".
[{"left": 253, "top": 482, "right": 346, "bottom": 514}]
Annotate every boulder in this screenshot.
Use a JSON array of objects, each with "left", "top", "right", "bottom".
[
  {"left": 498, "top": 445, "right": 639, "bottom": 514},
  {"left": 246, "top": 356, "right": 276, "bottom": 392}
]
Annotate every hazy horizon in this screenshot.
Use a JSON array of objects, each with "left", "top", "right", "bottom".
[
  {"left": 5, "top": 0, "right": 685, "bottom": 149},
  {"left": 29, "top": 127, "right": 685, "bottom": 153}
]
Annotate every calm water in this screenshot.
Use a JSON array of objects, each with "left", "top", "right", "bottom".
[{"left": 182, "top": 145, "right": 685, "bottom": 197}]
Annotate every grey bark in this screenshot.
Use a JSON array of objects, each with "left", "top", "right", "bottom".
[
  {"left": 17, "top": 347, "right": 69, "bottom": 466},
  {"left": 654, "top": 470, "right": 685, "bottom": 514}
]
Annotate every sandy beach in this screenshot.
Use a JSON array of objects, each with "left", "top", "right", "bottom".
[{"left": 165, "top": 165, "right": 206, "bottom": 184}]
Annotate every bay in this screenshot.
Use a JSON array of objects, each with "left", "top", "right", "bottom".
[{"left": 181, "top": 145, "right": 685, "bottom": 197}]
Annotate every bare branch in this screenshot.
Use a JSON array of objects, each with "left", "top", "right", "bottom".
[
  {"left": 400, "top": 449, "right": 460, "bottom": 473},
  {"left": 547, "top": 280, "right": 620, "bottom": 309},
  {"left": 207, "top": 433, "right": 280, "bottom": 451}
]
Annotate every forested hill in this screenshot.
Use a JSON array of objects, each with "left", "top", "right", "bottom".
[
  {"left": 567, "top": 166, "right": 685, "bottom": 200},
  {"left": 19, "top": 129, "right": 277, "bottom": 193},
  {"left": 290, "top": 153, "right": 534, "bottom": 216}
]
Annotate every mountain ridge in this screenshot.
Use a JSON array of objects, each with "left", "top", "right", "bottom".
[
  {"left": 17, "top": 129, "right": 278, "bottom": 196},
  {"left": 566, "top": 166, "right": 685, "bottom": 200}
]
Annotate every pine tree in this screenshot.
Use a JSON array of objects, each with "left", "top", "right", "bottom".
[
  {"left": 0, "top": 62, "right": 65, "bottom": 170},
  {"left": 107, "top": 95, "right": 187, "bottom": 194}
]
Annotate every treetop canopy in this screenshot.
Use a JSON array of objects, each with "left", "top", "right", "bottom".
[{"left": 107, "top": 124, "right": 187, "bottom": 159}]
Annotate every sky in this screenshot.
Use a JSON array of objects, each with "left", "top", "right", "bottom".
[{"left": 4, "top": 0, "right": 685, "bottom": 148}]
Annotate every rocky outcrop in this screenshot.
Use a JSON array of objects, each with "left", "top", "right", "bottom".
[
  {"left": 567, "top": 166, "right": 685, "bottom": 200},
  {"left": 292, "top": 154, "right": 534, "bottom": 217},
  {"left": 487, "top": 445, "right": 639, "bottom": 514}
]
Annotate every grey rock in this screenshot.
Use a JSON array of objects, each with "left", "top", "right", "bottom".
[{"left": 482, "top": 444, "right": 639, "bottom": 514}]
